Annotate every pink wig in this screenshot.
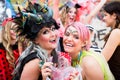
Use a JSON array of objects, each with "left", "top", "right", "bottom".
[{"left": 65, "top": 22, "right": 91, "bottom": 50}]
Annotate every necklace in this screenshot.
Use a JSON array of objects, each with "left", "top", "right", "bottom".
[{"left": 72, "top": 51, "right": 82, "bottom": 67}]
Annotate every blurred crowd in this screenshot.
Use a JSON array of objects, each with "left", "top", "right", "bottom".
[{"left": 0, "top": 0, "right": 120, "bottom": 80}]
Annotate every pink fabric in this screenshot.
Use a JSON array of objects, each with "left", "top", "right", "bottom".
[{"left": 51, "top": 52, "right": 82, "bottom": 80}]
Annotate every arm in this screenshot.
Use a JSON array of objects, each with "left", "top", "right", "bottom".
[
  {"left": 52, "top": 0, "right": 60, "bottom": 20},
  {"left": 84, "top": 0, "right": 107, "bottom": 24},
  {"left": 102, "top": 29, "right": 120, "bottom": 61},
  {"left": 18, "top": 41, "right": 23, "bottom": 55},
  {"left": 20, "top": 58, "right": 40, "bottom": 80},
  {"left": 81, "top": 56, "right": 104, "bottom": 80}
]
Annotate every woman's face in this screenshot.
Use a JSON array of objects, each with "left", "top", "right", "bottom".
[
  {"left": 63, "top": 26, "right": 84, "bottom": 58},
  {"left": 67, "top": 7, "right": 77, "bottom": 25},
  {"left": 10, "top": 23, "right": 18, "bottom": 45},
  {"left": 36, "top": 25, "right": 58, "bottom": 51},
  {"left": 103, "top": 12, "right": 116, "bottom": 27}
]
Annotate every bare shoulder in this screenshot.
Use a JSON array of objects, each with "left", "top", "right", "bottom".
[
  {"left": 110, "top": 29, "right": 120, "bottom": 43},
  {"left": 81, "top": 56, "right": 99, "bottom": 69},
  {"left": 81, "top": 56, "right": 104, "bottom": 79},
  {"left": 111, "top": 29, "right": 120, "bottom": 36},
  {"left": 20, "top": 58, "right": 41, "bottom": 80},
  {"left": 23, "top": 58, "right": 40, "bottom": 70}
]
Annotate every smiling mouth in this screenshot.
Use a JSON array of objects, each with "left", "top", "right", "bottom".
[
  {"left": 69, "top": 18, "right": 74, "bottom": 21},
  {"left": 66, "top": 43, "right": 73, "bottom": 47},
  {"left": 49, "top": 39, "right": 56, "bottom": 43}
]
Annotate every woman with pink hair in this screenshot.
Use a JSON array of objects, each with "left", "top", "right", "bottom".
[{"left": 63, "top": 22, "right": 115, "bottom": 80}]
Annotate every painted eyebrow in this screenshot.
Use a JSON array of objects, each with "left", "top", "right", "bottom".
[{"left": 67, "top": 28, "right": 78, "bottom": 34}]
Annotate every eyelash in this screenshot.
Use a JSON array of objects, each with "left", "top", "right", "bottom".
[
  {"left": 43, "top": 30, "right": 49, "bottom": 34},
  {"left": 42, "top": 27, "right": 56, "bottom": 34},
  {"left": 74, "top": 36, "right": 79, "bottom": 39},
  {"left": 51, "top": 27, "right": 56, "bottom": 31},
  {"left": 65, "top": 32, "right": 69, "bottom": 36},
  {"left": 65, "top": 32, "right": 79, "bottom": 39}
]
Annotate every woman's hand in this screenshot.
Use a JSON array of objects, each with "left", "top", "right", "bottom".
[
  {"left": 41, "top": 62, "right": 53, "bottom": 80},
  {"left": 69, "top": 71, "right": 80, "bottom": 80}
]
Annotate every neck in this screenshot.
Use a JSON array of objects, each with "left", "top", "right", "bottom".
[
  {"left": 71, "top": 52, "right": 80, "bottom": 60},
  {"left": 112, "top": 21, "right": 118, "bottom": 28},
  {"left": 64, "top": 23, "right": 68, "bottom": 28},
  {"left": 10, "top": 40, "right": 16, "bottom": 45},
  {"left": 47, "top": 49, "right": 53, "bottom": 57}
]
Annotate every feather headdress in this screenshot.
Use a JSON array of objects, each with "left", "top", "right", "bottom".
[{"left": 13, "top": 0, "right": 59, "bottom": 41}]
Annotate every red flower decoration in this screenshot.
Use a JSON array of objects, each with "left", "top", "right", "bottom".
[
  {"left": 59, "top": 52, "right": 71, "bottom": 64},
  {"left": 2, "top": 18, "right": 13, "bottom": 27}
]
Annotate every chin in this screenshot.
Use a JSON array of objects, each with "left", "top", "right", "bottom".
[
  {"left": 64, "top": 48, "right": 71, "bottom": 53},
  {"left": 11, "top": 42, "right": 16, "bottom": 45},
  {"left": 105, "top": 23, "right": 111, "bottom": 27},
  {"left": 51, "top": 46, "right": 57, "bottom": 49}
]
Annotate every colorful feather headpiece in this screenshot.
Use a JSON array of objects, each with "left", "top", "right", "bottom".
[
  {"left": 14, "top": 0, "right": 53, "bottom": 26},
  {"left": 59, "top": 1, "right": 81, "bottom": 10},
  {"left": 13, "top": 0, "right": 59, "bottom": 41}
]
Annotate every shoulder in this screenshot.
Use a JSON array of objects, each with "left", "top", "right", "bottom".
[
  {"left": 111, "top": 29, "right": 120, "bottom": 35},
  {"left": 81, "top": 52, "right": 102, "bottom": 71},
  {"left": 23, "top": 52, "right": 39, "bottom": 64},
  {"left": 109, "top": 29, "right": 120, "bottom": 44},
  {"left": 81, "top": 55, "right": 98, "bottom": 68},
  {"left": 24, "top": 58, "right": 40, "bottom": 68},
  {"left": 20, "top": 53, "right": 41, "bottom": 79},
  {"left": 81, "top": 55, "right": 104, "bottom": 79},
  {"left": 20, "top": 52, "right": 40, "bottom": 71}
]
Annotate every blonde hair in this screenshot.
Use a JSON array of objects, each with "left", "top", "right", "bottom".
[
  {"left": 60, "top": 7, "right": 69, "bottom": 26},
  {"left": 59, "top": 1, "right": 79, "bottom": 27},
  {"left": 2, "top": 21, "right": 17, "bottom": 67}
]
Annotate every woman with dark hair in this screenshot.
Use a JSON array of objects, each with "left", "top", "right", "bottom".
[
  {"left": 13, "top": 1, "right": 83, "bottom": 79},
  {"left": 12, "top": 1, "right": 60, "bottom": 80},
  {"left": 101, "top": 1, "right": 120, "bottom": 79}
]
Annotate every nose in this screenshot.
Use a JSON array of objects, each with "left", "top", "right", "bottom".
[
  {"left": 72, "top": 13, "right": 76, "bottom": 17},
  {"left": 50, "top": 30, "right": 57, "bottom": 37},
  {"left": 66, "top": 35, "right": 73, "bottom": 41},
  {"left": 102, "top": 17, "right": 106, "bottom": 22}
]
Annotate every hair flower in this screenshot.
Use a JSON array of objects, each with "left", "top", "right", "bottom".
[{"left": 2, "top": 18, "right": 13, "bottom": 27}]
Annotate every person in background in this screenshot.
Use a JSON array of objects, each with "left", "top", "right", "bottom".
[
  {"left": 0, "top": 0, "right": 12, "bottom": 42},
  {"left": 77, "top": 0, "right": 107, "bottom": 24},
  {"left": 0, "top": 0, "right": 12, "bottom": 26},
  {"left": 101, "top": 1, "right": 120, "bottom": 79},
  {"left": 63, "top": 22, "right": 115, "bottom": 80},
  {"left": 0, "top": 18, "right": 19, "bottom": 80},
  {"left": 5, "top": 0, "right": 16, "bottom": 17},
  {"left": 0, "top": 0, "right": 7, "bottom": 29},
  {"left": 55, "top": 0, "right": 81, "bottom": 52}
]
